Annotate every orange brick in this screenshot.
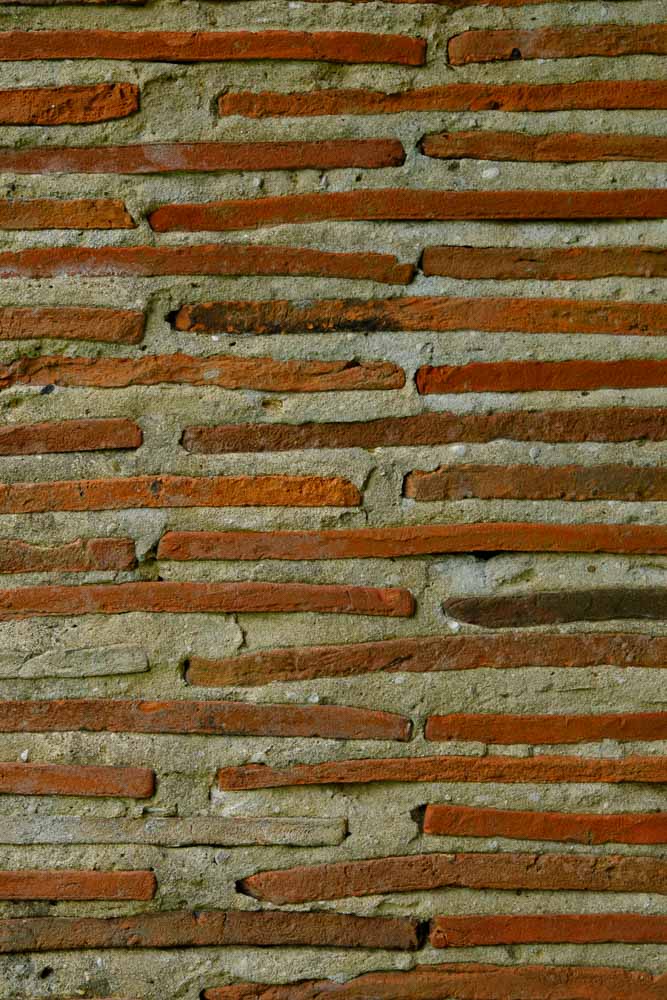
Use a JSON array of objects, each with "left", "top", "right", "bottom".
[
  {"left": 0, "top": 307, "right": 144, "bottom": 344},
  {"left": 0, "top": 83, "right": 139, "bottom": 125},
  {"left": 0, "top": 419, "right": 141, "bottom": 455},
  {"left": 425, "top": 711, "right": 667, "bottom": 743},
  {"left": 0, "top": 762, "right": 154, "bottom": 797},
  {"left": 0, "top": 870, "right": 155, "bottom": 901},
  {"left": 0, "top": 199, "right": 134, "bottom": 229},
  {"left": 449, "top": 24, "right": 667, "bottom": 64}
]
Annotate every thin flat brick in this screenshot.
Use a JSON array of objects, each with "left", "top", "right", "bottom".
[
  {"left": 0, "top": 199, "right": 134, "bottom": 230},
  {"left": 0, "top": 699, "right": 411, "bottom": 741},
  {"left": 0, "top": 870, "right": 155, "bottom": 901},
  {"left": 449, "top": 24, "right": 667, "bottom": 64},
  {"left": 444, "top": 588, "right": 667, "bottom": 626},
  {"left": 0, "top": 538, "right": 135, "bottom": 573},
  {"left": 0, "top": 30, "right": 426, "bottom": 65},
  {"left": 186, "top": 633, "right": 667, "bottom": 686},
  {"left": 404, "top": 464, "right": 667, "bottom": 501},
  {"left": 238, "top": 852, "right": 667, "bottom": 903},
  {"left": 182, "top": 408, "right": 667, "bottom": 453},
  {"left": 425, "top": 711, "right": 667, "bottom": 744},
  {"left": 423, "top": 803, "right": 667, "bottom": 845},
  {"left": 0, "top": 475, "right": 360, "bottom": 513},
  {"left": 0, "top": 581, "right": 414, "bottom": 619},
  {"left": 0, "top": 762, "right": 154, "bottom": 797},
  {"left": 1, "top": 139, "right": 405, "bottom": 174},
  {"left": 0, "top": 419, "right": 142, "bottom": 455},
  {"left": 4, "top": 0, "right": 145, "bottom": 4},
  {"left": 150, "top": 189, "right": 667, "bottom": 232},
  {"left": 0, "top": 355, "right": 404, "bottom": 393},
  {"left": 0, "top": 646, "right": 148, "bottom": 680},
  {"left": 0, "top": 84, "right": 139, "bottom": 125},
  {"left": 0, "top": 307, "right": 144, "bottom": 344},
  {"left": 417, "top": 360, "right": 667, "bottom": 394},
  {"left": 218, "top": 754, "right": 667, "bottom": 789},
  {"left": 202, "top": 963, "right": 667, "bottom": 999},
  {"left": 0, "top": 910, "right": 421, "bottom": 953},
  {"left": 421, "top": 130, "right": 667, "bottom": 162},
  {"left": 0, "top": 815, "right": 348, "bottom": 847},
  {"left": 158, "top": 523, "right": 667, "bottom": 561},
  {"left": 219, "top": 80, "right": 667, "bottom": 117},
  {"left": 0, "top": 246, "right": 414, "bottom": 284},
  {"left": 172, "top": 296, "right": 667, "bottom": 336},
  {"left": 422, "top": 245, "right": 667, "bottom": 280},
  {"left": 430, "top": 914, "right": 667, "bottom": 947}
]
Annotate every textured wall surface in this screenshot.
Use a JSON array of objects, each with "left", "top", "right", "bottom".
[{"left": 0, "top": 0, "right": 666, "bottom": 997}]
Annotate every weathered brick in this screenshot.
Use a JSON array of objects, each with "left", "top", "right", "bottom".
[
  {"left": 425, "top": 711, "right": 667, "bottom": 744},
  {"left": 187, "top": 633, "right": 667, "bottom": 686},
  {"left": 421, "top": 245, "right": 667, "bottom": 280},
  {"left": 158, "top": 524, "right": 667, "bottom": 561},
  {"left": 417, "top": 360, "right": 667, "bottom": 394},
  {"left": 2, "top": 646, "right": 147, "bottom": 680},
  {"left": 421, "top": 130, "right": 667, "bottom": 162},
  {"left": 0, "top": 355, "right": 404, "bottom": 394},
  {"left": 0, "top": 307, "right": 144, "bottom": 344},
  {"left": 182, "top": 408, "right": 667, "bottom": 453},
  {"left": 0, "top": 419, "right": 142, "bottom": 455},
  {"left": 0, "top": 246, "right": 414, "bottom": 284},
  {"left": 0, "top": 581, "right": 414, "bottom": 619},
  {"left": 405, "top": 464, "right": 667, "bottom": 501},
  {"left": 0, "top": 199, "right": 134, "bottom": 230},
  {"left": 444, "top": 589, "right": 667, "bottom": 626},
  {"left": 0, "top": 762, "right": 154, "bottom": 797},
  {"left": 0, "top": 870, "right": 156, "bottom": 901},
  {"left": 173, "top": 296, "right": 667, "bottom": 336},
  {"left": 0, "top": 699, "right": 411, "bottom": 741},
  {"left": 423, "top": 803, "right": 667, "bottom": 845},
  {"left": 0, "top": 910, "right": 421, "bottom": 953},
  {"left": 239, "top": 852, "right": 667, "bottom": 903},
  {"left": 218, "top": 754, "right": 666, "bottom": 790},
  {"left": 2, "top": 139, "right": 405, "bottom": 174},
  {"left": 0, "top": 30, "right": 426, "bottom": 64},
  {"left": 219, "top": 80, "right": 667, "bottom": 117},
  {"left": 430, "top": 914, "right": 667, "bottom": 947},
  {"left": 0, "top": 538, "right": 135, "bottom": 573},
  {"left": 150, "top": 189, "right": 667, "bottom": 232},
  {"left": 0, "top": 475, "right": 360, "bottom": 513},
  {"left": 0, "top": 83, "right": 139, "bottom": 125},
  {"left": 449, "top": 24, "right": 667, "bottom": 64}
]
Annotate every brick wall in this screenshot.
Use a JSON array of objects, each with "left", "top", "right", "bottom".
[{"left": 0, "top": 0, "right": 665, "bottom": 996}]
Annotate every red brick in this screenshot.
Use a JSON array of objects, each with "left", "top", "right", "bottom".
[
  {"left": 0, "top": 538, "right": 135, "bottom": 573},
  {"left": 0, "top": 30, "right": 426, "bottom": 64},
  {"left": 219, "top": 80, "right": 667, "bottom": 117},
  {"left": 0, "top": 762, "right": 154, "bottom": 797},
  {"left": 173, "top": 296, "right": 667, "bottom": 336},
  {"left": 0, "top": 870, "right": 155, "bottom": 901},
  {"left": 182, "top": 408, "right": 667, "bottom": 453},
  {"left": 421, "top": 130, "right": 667, "bottom": 162},
  {"left": 0, "top": 246, "right": 414, "bottom": 284},
  {"left": 405, "top": 464, "right": 667, "bottom": 501},
  {"left": 444, "top": 589, "right": 667, "bottom": 626},
  {"left": 238, "top": 852, "right": 667, "bottom": 903},
  {"left": 423, "top": 803, "right": 667, "bottom": 845},
  {"left": 422, "top": 245, "right": 667, "bottom": 280},
  {"left": 449, "top": 24, "right": 667, "bottom": 64},
  {"left": 218, "top": 754, "right": 667, "bottom": 789},
  {"left": 0, "top": 699, "right": 411, "bottom": 741},
  {"left": 202, "top": 963, "right": 667, "bottom": 999},
  {"left": 2, "top": 139, "right": 404, "bottom": 174},
  {"left": 0, "top": 910, "right": 420, "bottom": 953},
  {"left": 0, "top": 355, "right": 404, "bottom": 394},
  {"left": 158, "top": 524, "right": 667, "bottom": 561},
  {"left": 430, "top": 914, "right": 667, "bottom": 948},
  {"left": 425, "top": 711, "right": 667, "bottom": 744},
  {"left": 150, "top": 189, "right": 667, "bottom": 232},
  {"left": 0, "top": 419, "right": 142, "bottom": 455},
  {"left": 0, "top": 199, "right": 134, "bottom": 230},
  {"left": 0, "top": 475, "right": 359, "bottom": 513},
  {"left": 0, "top": 581, "right": 414, "bottom": 619},
  {"left": 417, "top": 360, "right": 667, "bottom": 394},
  {"left": 187, "top": 633, "right": 667, "bottom": 686},
  {"left": 0, "top": 83, "right": 139, "bottom": 125},
  {"left": 0, "top": 307, "right": 144, "bottom": 344}
]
